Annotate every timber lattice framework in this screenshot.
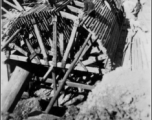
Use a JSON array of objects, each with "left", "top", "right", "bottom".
[{"left": 1, "top": 0, "right": 124, "bottom": 116}]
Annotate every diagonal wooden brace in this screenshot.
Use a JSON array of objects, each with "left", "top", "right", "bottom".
[
  {"left": 61, "top": 19, "right": 79, "bottom": 68},
  {"left": 1, "top": 28, "right": 22, "bottom": 50},
  {"left": 32, "top": 18, "right": 49, "bottom": 66},
  {"left": 9, "top": 43, "right": 28, "bottom": 56}
]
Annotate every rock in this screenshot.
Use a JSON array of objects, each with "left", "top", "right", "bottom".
[{"left": 13, "top": 97, "right": 42, "bottom": 119}]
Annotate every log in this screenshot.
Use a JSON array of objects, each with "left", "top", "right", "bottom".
[{"left": 1, "top": 66, "right": 31, "bottom": 113}]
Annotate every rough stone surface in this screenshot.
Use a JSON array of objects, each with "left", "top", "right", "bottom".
[
  {"left": 13, "top": 97, "right": 42, "bottom": 119},
  {"left": 76, "top": 68, "right": 151, "bottom": 120}
]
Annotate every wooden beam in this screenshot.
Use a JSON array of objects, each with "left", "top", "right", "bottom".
[
  {"left": 52, "top": 16, "right": 58, "bottom": 106},
  {"left": 12, "top": 0, "right": 25, "bottom": 11},
  {"left": 1, "top": 28, "right": 22, "bottom": 50},
  {"left": 74, "top": 1, "right": 84, "bottom": 8},
  {"left": 8, "top": 43, "right": 28, "bottom": 56},
  {"left": 61, "top": 19, "right": 79, "bottom": 68},
  {"left": 8, "top": 55, "right": 102, "bottom": 74},
  {"left": 3, "top": 0, "right": 22, "bottom": 11},
  {"left": 60, "top": 11, "right": 78, "bottom": 21},
  {"left": 32, "top": 19, "right": 49, "bottom": 66},
  {"left": 45, "top": 33, "right": 92, "bottom": 113},
  {"left": 1, "top": 7, "right": 11, "bottom": 15},
  {"left": 45, "top": 78, "right": 94, "bottom": 90},
  {"left": 1, "top": 66, "right": 31, "bottom": 113},
  {"left": 67, "top": 5, "right": 82, "bottom": 13}
]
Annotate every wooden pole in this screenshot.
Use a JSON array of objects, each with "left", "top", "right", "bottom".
[
  {"left": 12, "top": 0, "right": 25, "bottom": 11},
  {"left": 1, "top": 66, "right": 31, "bottom": 113},
  {"left": 45, "top": 33, "right": 92, "bottom": 113},
  {"left": 32, "top": 18, "right": 49, "bottom": 66},
  {"left": 1, "top": 7, "right": 11, "bottom": 15},
  {"left": 24, "top": 38, "right": 41, "bottom": 64},
  {"left": 52, "top": 16, "right": 58, "bottom": 106},
  {"left": 61, "top": 19, "right": 79, "bottom": 68},
  {"left": 3, "top": 0, "right": 22, "bottom": 11},
  {"left": 1, "top": 28, "right": 21, "bottom": 50}
]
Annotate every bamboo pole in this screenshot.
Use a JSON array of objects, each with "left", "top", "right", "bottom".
[
  {"left": 1, "top": 66, "right": 31, "bottom": 113},
  {"left": 45, "top": 33, "right": 92, "bottom": 113}
]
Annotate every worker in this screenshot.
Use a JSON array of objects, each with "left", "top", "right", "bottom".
[
  {"left": 83, "top": 0, "right": 95, "bottom": 15},
  {"left": 132, "top": 0, "right": 142, "bottom": 20}
]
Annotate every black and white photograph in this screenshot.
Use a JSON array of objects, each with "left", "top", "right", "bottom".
[{"left": 1, "top": 0, "right": 151, "bottom": 120}]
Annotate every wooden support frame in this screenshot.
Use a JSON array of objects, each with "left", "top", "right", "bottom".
[{"left": 32, "top": 18, "right": 49, "bottom": 66}]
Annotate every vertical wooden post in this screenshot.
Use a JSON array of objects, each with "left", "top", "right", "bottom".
[
  {"left": 1, "top": 66, "right": 31, "bottom": 113},
  {"left": 52, "top": 16, "right": 58, "bottom": 106}
]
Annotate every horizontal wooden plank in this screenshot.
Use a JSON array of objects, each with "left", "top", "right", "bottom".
[
  {"left": 8, "top": 55, "right": 103, "bottom": 74},
  {"left": 44, "top": 78, "right": 94, "bottom": 90},
  {"left": 60, "top": 11, "right": 78, "bottom": 21}
]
